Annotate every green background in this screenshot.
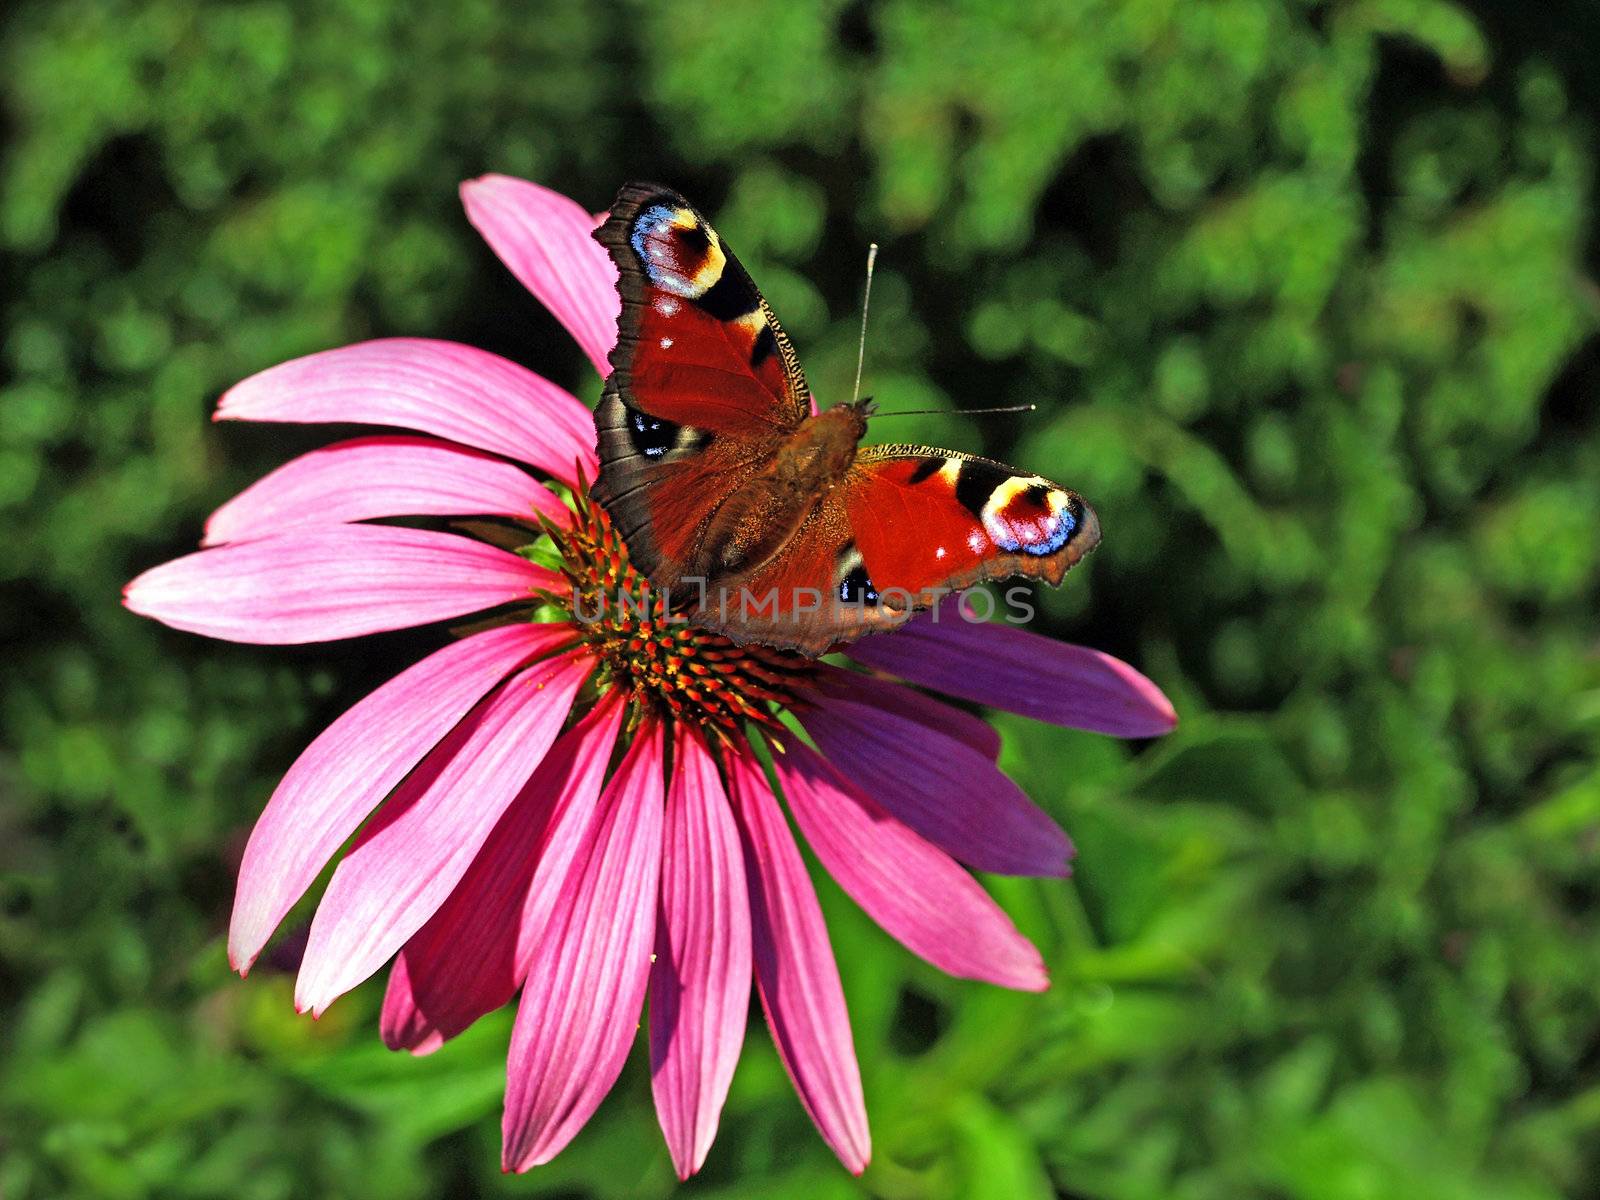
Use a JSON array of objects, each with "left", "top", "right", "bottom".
[{"left": 4, "top": 0, "right": 1600, "bottom": 1196}]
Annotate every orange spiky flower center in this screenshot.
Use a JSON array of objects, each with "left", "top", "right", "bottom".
[{"left": 547, "top": 492, "right": 817, "bottom": 735}]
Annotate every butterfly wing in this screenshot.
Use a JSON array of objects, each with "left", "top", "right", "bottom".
[
  {"left": 846, "top": 444, "right": 1099, "bottom": 596},
  {"left": 592, "top": 183, "right": 811, "bottom": 584},
  {"left": 700, "top": 445, "right": 1100, "bottom": 654}
]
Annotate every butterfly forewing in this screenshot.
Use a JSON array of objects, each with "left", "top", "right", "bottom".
[
  {"left": 845, "top": 444, "right": 1099, "bottom": 599},
  {"left": 593, "top": 183, "right": 812, "bottom": 585}
]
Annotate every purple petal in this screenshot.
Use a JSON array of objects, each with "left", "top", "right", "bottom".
[
  {"left": 847, "top": 604, "right": 1177, "bottom": 737},
  {"left": 798, "top": 696, "right": 1073, "bottom": 877},
  {"left": 727, "top": 750, "right": 870, "bottom": 1175},
  {"left": 203, "top": 435, "right": 568, "bottom": 546},
  {"left": 380, "top": 694, "right": 625, "bottom": 1053},
  {"left": 215, "top": 338, "right": 598, "bottom": 486},
  {"left": 502, "top": 719, "right": 666, "bottom": 1170},
  {"left": 294, "top": 651, "right": 593, "bottom": 1015},
  {"left": 811, "top": 665, "right": 1000, "bottom": 761},
  {"left": 461, "top": 175, "right": 620, "bottom": 378},
  {"left": 124, "top": 526, "right": 557, "bottom": 645},
  {"left": 228, "top": 622, "right": 575, "bottom": 973},
  {"left": 649, "top": 724, "right": 752, "bottom": 1179},
  {"left": 775, "top": 743, "right": 1046, "bottom": 991}
]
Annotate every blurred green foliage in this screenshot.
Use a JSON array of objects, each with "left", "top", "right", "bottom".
[{"left": 3, "top": 0, "right": 1599, "bottom": 1196}]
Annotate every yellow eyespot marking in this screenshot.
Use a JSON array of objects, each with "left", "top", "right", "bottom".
[
  {"left": 986, "top": 474, "right": 1051, "bottom": 510},
  {"left": 981, "top": 476, "right": 1074, "bottom": 556},
  {"left": 686, "top": 243, "right": 725, "bottom": 296},
  {"left": 634, "top": 204, "right": 727, "bottom": 299}
]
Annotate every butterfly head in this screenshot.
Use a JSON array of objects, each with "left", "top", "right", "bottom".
[{"left": 783, "top": 402, "right": 871, "bottom": 486}]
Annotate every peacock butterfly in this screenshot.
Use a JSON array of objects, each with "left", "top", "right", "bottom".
[{"left": 590, "top": 182, "right": 1099, "bottom": 655}]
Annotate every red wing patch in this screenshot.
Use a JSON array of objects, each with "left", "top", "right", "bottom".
[
  {"left": 596, "top": 183, "right": 808, "bottom": 434},
  {"left": 844, "top": 446, "right": 1099, "bottom": 603}
]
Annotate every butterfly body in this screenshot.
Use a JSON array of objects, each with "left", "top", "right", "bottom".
[
  {"left": 698, "top": 402, "right": 866, "bottom": 571},
  {"left": 592, "top": 183, "right": 1099, "bottom": 655}
]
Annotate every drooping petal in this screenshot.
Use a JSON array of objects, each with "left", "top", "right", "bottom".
[
  {"left": 215, "top": 338, "right": 598, "bottom": 486},
  {"left": 380, "top": 694, "right": 625, "bottom": 1054},
  {"left": 799, "top": 696, "right": 1073, "bottom": 877},
  {"left": 203, "top": 435, "right": 568, "bottom": 546},
  {"left": 502, "top": 719, "right": 667, "bottom": 1171},
  {"left": 294, "top": 651, "right": 593, "bottom": 1015},
  {"left": 726, "top": 750, "right": 870, "bottom": 1175},
  {"left": 379, "top": 953, "right": 445, "bottom": 1056},
  {"left": 775, "top": 743, "right": 1046, "bottom": 991},
  {"left": 810, "top": 665, "right": 1000, "bottom": 761},
  {"left": 124, "top": 526, "right": 557, "bottom": 645},
  {"left": 649, "top": 724, "right": 752, "bottom": 1180},
  {"left": 461, "top": 175, "right": 620, "bottom": 378},
  {"left": 228, "top": 622, "right": 576, "bottom": 973},
  {"left": 847, "top": 605, "right": 1177, "bottom": 738}
]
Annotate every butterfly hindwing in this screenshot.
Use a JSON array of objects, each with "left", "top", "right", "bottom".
[{"left": 593, "top": 183, "right": 811, "bottom": 584}]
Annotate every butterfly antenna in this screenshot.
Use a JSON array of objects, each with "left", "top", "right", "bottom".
[
  {"left": 850, "top": 243, "right": 879, "bottom": 406},
  {"left": 869, "top": 402, "right": 1039, "bottom": 418}
]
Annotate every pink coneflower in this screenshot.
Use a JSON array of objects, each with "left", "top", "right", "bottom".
[{"left": 123, "top": 175, "right": 1177, "bottom": 1178}]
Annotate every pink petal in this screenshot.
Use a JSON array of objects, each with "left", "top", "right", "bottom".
[
  {"left": 649, "top": 724, "right": 752, "bottom": 1179},
  {"left": 215, "top": 338, "right": 598, "bottom": 486},
  {"left": 380, "top": 954, "right": 446, "bottom": 1056},
  {"left": 380, "top": 693, "right": 625, "bottom": 1054},
  {"left": 228, "top": 622, "right": 576, "bottom": 973},
  {"left": 847, "top": 605, "right": 1177, "bottom": 738},
  {"left": 726, "top": 750, "right": 870, "bottom": 1175},
  {"left": 294, "top": 651, "right": 593, "bottom": 1015},
  {"left": 461, "top": 175, "right": 620, "bottom": 378},
  {"left": 798, "top": 696, "right": 1073, "bottom": 877},
  {"left": 124, "top": 526, "right": 557, "bottom": 645},
  {"left": 502, "top": 718, "right": 667, "bottom": 1171},
  {"left": 774, "top": 743, "right": 1046, "bottom": 991},
  {"left": 203, "top": 435, "right": 568, "bottom": 546},
  {"left": 811, "top": 666, "right": 1000, "bottom": 761}
]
